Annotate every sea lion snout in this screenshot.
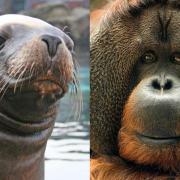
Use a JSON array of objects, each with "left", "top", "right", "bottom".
[
  {"left": 0, "top": 14, "right": 78, "bottom": 124},
  {"left": 41, "top": 33, "right": 74, "bottom": 59},
  {"left": 0, "top": 14, "right": 75, "bottom": 90}
]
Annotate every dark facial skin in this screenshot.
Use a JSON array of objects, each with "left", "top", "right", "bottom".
[
  {"left": 119, "top": 4, "right": 180, "bottom": 173},
  {"left": 124, "top": 5, "right": 180, "bottom": 139}
]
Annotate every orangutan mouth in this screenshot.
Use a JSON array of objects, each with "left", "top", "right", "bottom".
[{"left": 137, "top": 133, "right": 180, "bottom": 145}]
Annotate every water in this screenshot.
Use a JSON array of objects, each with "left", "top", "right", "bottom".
[{"left": 45, "top": 66, "right": 90, "bottom": 180}]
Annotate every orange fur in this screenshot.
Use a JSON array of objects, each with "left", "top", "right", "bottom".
[
  {"left": 91, "top": 157, "right": 174, "bottom": 180},
  {"left": 90, "top": 0, "right": 147, "bottom": 34},
  {"left": 90, "top": 9, "right": 105, "bottom": 32}
]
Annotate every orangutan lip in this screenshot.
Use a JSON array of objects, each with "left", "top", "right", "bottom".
[{"left": 137, "top": 133, "right": 180, "bottom": 144}]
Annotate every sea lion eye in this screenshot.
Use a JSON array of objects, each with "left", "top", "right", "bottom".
[
  {"left": 141, "top": 51, "right": 157, "bottom": 64},
  {"left": 0, "top": 36, "right": 6, "bottom": 49},
  {"left": 171, "top": 52, "right": 180, "bottom": 65},
  {"left": 66, "top": 41, "right": 74, "bottom": 52}
]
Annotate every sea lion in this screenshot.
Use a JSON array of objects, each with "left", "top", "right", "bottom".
[
  {"left": 91, "top": 0, "right": 180, "bottom": 179},
  {"left": 0, "top": 14, "right": 78, "bottom": 180}
]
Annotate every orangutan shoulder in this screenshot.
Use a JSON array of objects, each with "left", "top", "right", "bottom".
[{"left": 90, "top": 156, "right": 175, "bottom": 180}]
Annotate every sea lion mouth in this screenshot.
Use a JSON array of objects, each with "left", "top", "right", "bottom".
[
  {"left": 0, "top": 73, "right": 70, "bottom": 124},
  {"left": 33, "top": 76, "right": 67, "bottom": 97},
  {"left": 4, "top": 74, "right": 68, "bottom": 100},
  {"left": 0, "top": 78, "right": 59, "bottom": 134}
]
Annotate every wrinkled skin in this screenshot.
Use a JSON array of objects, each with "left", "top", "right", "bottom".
[
  {"left": 0, "top": 14, "right": 77, "bottom": 180},
  {"left": 91, "top": 0, "right": 180, "bottom": 179}
]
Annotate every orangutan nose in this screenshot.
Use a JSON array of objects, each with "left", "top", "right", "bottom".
[
  {"left": 151, "top": 75, "right": 173, "bottom": 93},
  {"left": 41, "top": 35, "right": 62, "bottom": 58}
]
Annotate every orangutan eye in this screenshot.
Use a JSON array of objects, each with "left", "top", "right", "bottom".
[
  {"left": 0, "top": 36, "right": 6, "bottom": 49},
  {"left": 171, "top": 52, "right": 180, "bottom": 65},
  {"left": 141, "top": 51, "right": 157, "bottom": 64}
]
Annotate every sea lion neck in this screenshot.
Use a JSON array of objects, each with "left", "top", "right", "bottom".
[
  {"left": 0, "top": 136, "right": 46, "bottom": 180},
  {"left": 0, "top": 113, "right": 53, "bottom": 180}
]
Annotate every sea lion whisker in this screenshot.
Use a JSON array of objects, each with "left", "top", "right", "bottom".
[
  {"left": 7, "top": 66, "right": 21, "bottom": 77},
  {"left": 27, "top": 62, "right": 36, "bottom": 88},
  {"left": 77, "top": 89, "right": 83, "bottom": 121},
  {"left": 13, "top": 65, "right": 25, "bottom": 78},
  {"left": 62, "top": 26, "right": 68, "bottom": 32},
  {"left": 0, "top": 80, "right": 5, "bottom": 88},
  {"left": 40, "top": 60, "right": 45, "bottom": 75},
  {"left": 72, "top": 53, "right": 80, "bottom": 73},
  {"left": 14, "top": 64, "right": 28, "bottom": 93},
  {"left": 0, "top": 82, "right": 11, "bottom": 100},
  {"left": 0, "top": 84, "right": 7, "bottom": 96},
  {"left": 69, "top": 56, "right": 82, "bottom": 121},
  {"left": 19, "top": 63, "right": 32, "bottom": 93},
  {"left": 13, "top": 62, "right": 31, "bottom": 92},
  {"left": 62, "top": 26, "right": 71, "bottom": 36},
  {"left": 26, "top": 62, "right": 36, "bottom": 83},
  {"left": 74, "top": 94, "right": 83, "bottom": 122},
  {"left": 19, "top": 72, "right": 27, "bottom": 93},
  {"left": 73, "top": 72, "right": 80, "bottom": 94},
  {"left": 29, "top": 62, "right": 35, "bottom": 76},
  {"left": 0, "top": 78, "right": 10, "bottom": 95},
  {"left": 8, "top": 63, "right": 25, "bottom": 79},
  {"left": 31, "top": 64, "right": 37, "bottom": 77},
  {"left": 71, "top": 75, "right": 82, "bottom": 121},
  {"left": 61, "top": 63, "right": 82, "bottom": 122}
]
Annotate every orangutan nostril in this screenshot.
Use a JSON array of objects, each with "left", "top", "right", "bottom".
[
  {"left": 152, "top": 80, "right": 161, "bottom": 90},
  {"left": 164, "top": 80, "right": 173, "bottom": 90},
  {"left": 152, "top": 79, "right": 173, "bottom": 91}
]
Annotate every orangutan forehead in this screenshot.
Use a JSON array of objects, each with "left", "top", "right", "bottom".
[
  {"left": 128, "top": 0, "right": 180, "bottom": 16},
  {"left": 128, "top": 0, "right": 179, "bottom": 7}
]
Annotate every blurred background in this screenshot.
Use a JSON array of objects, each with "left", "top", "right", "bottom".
[
  {"left": 0, "top": 0, "right": 89, "bottom": 180},
  {"left": 90, "top": 0, "right": 109, "bottom": 10}
]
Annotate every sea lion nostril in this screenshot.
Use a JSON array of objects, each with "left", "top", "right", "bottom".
[{"left": 41, "top": 34, "right": 62, "bottom": 57}]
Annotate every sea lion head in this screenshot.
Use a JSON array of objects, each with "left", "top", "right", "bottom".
[{"left": 0, "top": 14, "right": 77, "bottom": 135}]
